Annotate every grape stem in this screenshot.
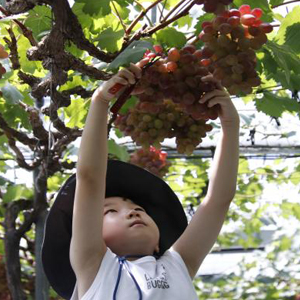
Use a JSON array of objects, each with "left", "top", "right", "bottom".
[
  {"left": 271, "top": 0, "right": 300, "bottom": 8},
  {"left": 111, "top": 1, "right": 128, "bottom": 36},
  {"left": 0, "top": 5, "right": 38, "bottom": 47},
  {"left": 126, "top": 0, "right": 164, "bottom": 35},
  {"left": 160, "top": 0, "right": 193, "bottom": 23},
  {"left": 145, "top": 0, "right": 196, "bottom": 36},
  {"left": 131, "top": 0, "right": 154, "bottom": 29}
]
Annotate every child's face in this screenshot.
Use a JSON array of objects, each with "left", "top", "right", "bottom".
[{"left": 102, "top": 197, "right": 160, "bottom": 257}]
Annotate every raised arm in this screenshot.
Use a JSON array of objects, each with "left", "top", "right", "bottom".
[
  {"left": 69, "top": 64, "right": 142, "bottom": 297},
  {"left": 173, "top": 76, "right": 240, "bottom": 278}
]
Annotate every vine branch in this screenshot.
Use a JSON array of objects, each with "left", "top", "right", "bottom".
[{"left": 271, "top": 0, "right": 300, "bottom": 8}]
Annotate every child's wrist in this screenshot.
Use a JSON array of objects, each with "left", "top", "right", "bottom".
[{"left": 92, "top": 90, "right": 111, "bottom": 104}]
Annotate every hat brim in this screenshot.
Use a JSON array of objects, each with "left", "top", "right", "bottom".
[{"left": 42, "top": 160, "right": 187, "bottom": 299}]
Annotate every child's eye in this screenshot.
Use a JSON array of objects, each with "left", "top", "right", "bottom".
[
  {"left": 105, "top": 209, "right": 117, "bottom": 215},
  {"left": 135, "top": 208, "right": 145, "bottom": 212}
]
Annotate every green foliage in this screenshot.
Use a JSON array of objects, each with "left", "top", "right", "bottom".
[
  {"left": 24, "top": 6, "right": 52, "bottom": 40},
  {"left": 154, "top": 27, "right": 187, "bottom": 48},
  {"left": 276, "top": 6, "right": 300, "bottom": 54},
  {"left": 107, "top": 40, "right": 154, "bottom": 71},
  {"left": 108, "top": 139, "right": 130, "bottom": 161},
  {"left": 0, "top": 1, "right": 300, "bottom": 298},
  {"left": 254, "top": 91, "right": 300, "bottom": 118}
]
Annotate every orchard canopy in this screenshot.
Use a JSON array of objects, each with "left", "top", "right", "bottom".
[{"left": 0, "top": 0, "right": 300, "bottom": 299}]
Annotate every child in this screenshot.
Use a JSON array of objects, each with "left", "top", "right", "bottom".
[{"left": 42, "top": 62, "right": 240, "bottom": 300}]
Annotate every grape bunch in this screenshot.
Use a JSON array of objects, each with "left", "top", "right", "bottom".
[
  {"left": 129, "top": 146, "right": 171, "bottom": 178},
  {"left": 198, "top": 5, "right": 273, "bottom": 95},
  {"left": 195, "top": 0, "right": 233, "bottom": 14},
  {"left": 0, "top": 44, "right": 8, "bottom": 79},
  {"left": 114, "top": 99, "right": 213, "bottom": 155},
  {"left": 136, "top": 44, "right": 220, "bottom": 121}
]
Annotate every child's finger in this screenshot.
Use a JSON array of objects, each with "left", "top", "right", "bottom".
[
  {"left": 206, "top": 96, "right": 229, "bottom": 108},
  {"left": 118, "top": 68, "right": 136, "bottom": 85},
  {"left": 136, "top": 57, "right": 150, "bottom": 68},
  {"left": 199, "top": 90, "right": 227, "bottom": 103},
  {"left": 201, "top": 75, "right": 224, "bottom": 90},
  {"left": 112, "top": 76, "right": 129, "bottom": 87},
  {"left": 129, "top": 63, "right": 142, "bottom": 79}
]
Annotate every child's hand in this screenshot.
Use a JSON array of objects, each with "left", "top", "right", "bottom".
[
  {"left": 199, "top": 75, "right": 240, "bottom": 129},
  {"left": 92, "top": 63, "right": 144, "bottom": 103}
]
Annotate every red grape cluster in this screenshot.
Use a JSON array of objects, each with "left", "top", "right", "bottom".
[
  {"left": 114, "top": 99, "right": 213, "bottom": 155},
  {"left": 198, "top": 5, "right": 273, "bottom": 95},
  {"left": 129, "top": 146, "right": 171, "bottom": 178},
  {"left": 195, "top": 0, "right": 234, "bottom": 14},
  {"left": 0, "top": 44, "right": 8, "bottom": 79},
  {"left": 136, "top": 44, "right": 220, "bottom": 121}
]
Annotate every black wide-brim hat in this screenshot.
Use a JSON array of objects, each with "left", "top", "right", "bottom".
[{"left": 41, "top": 160, "right": 187, "bottom": 299}]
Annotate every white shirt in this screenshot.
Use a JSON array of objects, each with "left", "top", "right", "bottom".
[{"left": 70, "top": 248, "right": 199, "bottom": 300}]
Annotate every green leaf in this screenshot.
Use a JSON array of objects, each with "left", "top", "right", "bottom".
[
  {"left": 24, "top": 6, "right": 52, "bottom": 40},
  {"left": 119, "top": 95, "right": 138, "bottom": 114},
  {"left": 173, "top": 15, "right": 193, "bottom": 29},
  {"left": 3, "top": 184, "right": 32, "bottom": 203},
  {"left": 264, "top": 41, "right": 300, "bottom": 86},
  {"left": 75, "top": 0, "right": 111, "bottom": 16},
  {"left": 269, "top": 0, "right": 284, "bottom": 6},
  {"left": 154, "top": 27, "right": 187, "bottom": 48},
  {"left": 194, "top": 13, "right": 214, "bottom": 36},
  {"left": 95, "top": 28, "right": 124, "bottom": 52},
  {"left": 255, "top": 91, "right": 300, "bottom": 118},
  {"left": 108, "top": 139, "right": 129, "bottom": 161},
  {"left": 63, "top": 98, "right": 89, "bottom": 128},
  {"left": 275, "top": 6, "right": 300, "bottom": 54},
  {"left": 1, "top": 84, "right": 24, "bottom": 104},
  {"left": 107, "top": 40, "right": 153, "bottom": 71}
]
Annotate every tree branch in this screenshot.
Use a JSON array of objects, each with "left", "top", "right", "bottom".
[
  {"left": 145, "top": 0, "right": 195, "bottom": 36},
  {"left": 0, "top": 5, "right": 38, "bottom": 47},
  {"left": 126, "top": 0, "right": 164, "bottom": 35},
  {"left": 271, "top": 0, "right": 300, "bottom": 8}
]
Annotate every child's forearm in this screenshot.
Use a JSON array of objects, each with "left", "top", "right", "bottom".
[
  {"left": 205, "top": 124, "right": 240, "bottom": 204},
  {"left": 76, "top": 96, "right": 109, "bottom": 183}
]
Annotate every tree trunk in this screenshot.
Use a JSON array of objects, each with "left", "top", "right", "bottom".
[
  {"left": 4, "top": 200, "right": 34, "bottom": 300},
  {"left": 33, "top": 167, "right": 49, "bottom": 300}
]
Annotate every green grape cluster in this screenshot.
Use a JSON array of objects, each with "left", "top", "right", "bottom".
[{"left": 114, "top": 100, "right": 213, "bottom": 155}]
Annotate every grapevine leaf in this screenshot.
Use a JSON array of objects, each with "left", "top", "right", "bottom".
[
  {"left": 154, "top": 27, "right": 187, "bottom": 48},
  {"left": 173, "top": 15, "right": 193, "bottom": 29},
  {"left": 94, "top": 28, "right": 124, "bottom": 52},
  {"left": 275, "top": 6, "right": 300, "bottom": 54},
  {"left": 271, "top": 71, "right": 300, "bottom": 91},
  {"left": 194, "top": 13, "right": 214, "bottom": 36},
  {"left": 264, "top": 41, "right": 300, "bottom": 86},
  {"left": 63, "top": 98, "right": 88, "bottom": 128},
  {"left": 3, "top": 184, "right": 33, "bottom": 203},
  {"left": 110, "top": 2, "right": 130, "bottom": 20},
  {"left": 108, "top": 139, "right": 129, "bottom": 161},
  {"left": 75, "top": 0, "right": 111, "bottom": 16},
  {"left": 72, "top": 3, "right": 93, "bottom": 30},
  {"left": 24, "top": 6, "right": 52, "bottom": 40},
  {"left": 107, "top": 40, "right": 153, "bottom": 71},
  {"left": 1, "top": 84, "right": 24, "bottom": 105},
  {"left": 269, "top": 0, "right": 284, "bottom": 6},
  {"left": 119, "top": 96, "right": 138, "bottom": 114},
  {"left": 254, "top": 91, "right": 300, "bottom": 117}
]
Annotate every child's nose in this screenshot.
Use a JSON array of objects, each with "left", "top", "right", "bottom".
[{"left": 127, "top": 210, "right": 140, "bottom": 218}]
